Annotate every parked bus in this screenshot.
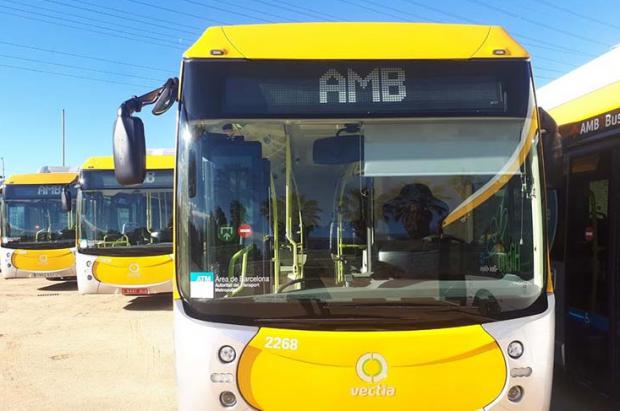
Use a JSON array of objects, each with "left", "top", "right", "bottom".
[
  {"left": 539, "top": 46, "right": 620, "bottom": 399},
  {"left": 72, "top": 153, "right": 174, "bottom": 295},
  {"left": 112, "top": 23, "right": 554, "bottom": 410},
  {"left": 1, "top": 170, "right": 77, "bottom": 279},
  {"left": 0, "top": 180, "right": 4, "bottom": 273}
]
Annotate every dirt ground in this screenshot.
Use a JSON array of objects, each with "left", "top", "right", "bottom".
[
  {"left": 2, "top": 278, "right": 619, "bottom": 411},
  {"left": 0, "top": 278, "right": 175, "bottom": 411}
]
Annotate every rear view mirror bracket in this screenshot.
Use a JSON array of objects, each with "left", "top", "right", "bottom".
[
  {"left": 120, "top": 77, "right": 179, "bottom": 118},
  {"left": 113, "top": 78, "right": 178, "bottom": 186}
]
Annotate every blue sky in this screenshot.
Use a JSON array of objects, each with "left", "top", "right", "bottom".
[{"left": 0, "top": 0, "right": 618, "bottom": 176}]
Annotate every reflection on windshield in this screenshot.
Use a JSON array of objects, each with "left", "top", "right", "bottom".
[
  {"left": 177, "top": 119, "right": 545, "bottom": 322},
  {"left": 1, "top": 199, "right": 75, "bottom": 249},
  {"left": 79, "top": 189, "right": 173, "bottom": 254}
]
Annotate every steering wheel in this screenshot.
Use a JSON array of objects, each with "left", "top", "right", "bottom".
[
  {"left": 278, "top": 277, "right": 325, "bottom": 293},
  {"left": 422, "top": 234, "right": 466, "bottom": 244},
  {"left": 35, "top": 229, "right": 51, "bottom": 242}
]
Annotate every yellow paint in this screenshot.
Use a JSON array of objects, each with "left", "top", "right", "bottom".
[
  {"left": 93, "top": 254, "right": 173, "bottom": 286},
  {"left": 471, "top": 26, "right": 527, "bottom": 58},
  {"left": 172, "top": 154, "right": 180, "bottom": 300},
  {"left": 5, "top": 172, "right": 77, "bottom": 185},
  {"left": 548, "top": 80, "right": 620, "bottom": 127},
  {"left": 443, "top": 110, "right": 538, "bottom": 226},
  {"left": 184, "top": 23, "right": 529, "bottom": 60},
  {"left": 238, "top": 326, "right": 506, "bottom": 411},
  {"left": 81, "top": 154, "right": 174, "bottom": 171},
  {"left": 11, "top": 248, "right": 75, "bottom": 272},
  {"left": 546, "top": 252, "right": 554, "bottom": 293},
  {"left": 172, "top": 270, "right": 180, "bottom": 300}
]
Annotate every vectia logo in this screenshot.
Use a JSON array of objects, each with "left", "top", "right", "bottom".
[
  {"left": 128, "top": 263, "right": 141, "bottom": 277},
  {"left": 351, "top": 353, "right": 396, "bottom": 397}
]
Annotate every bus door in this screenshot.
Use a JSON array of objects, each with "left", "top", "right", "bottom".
[{"left": 564, "top": 148, "right": 618, "bottom": 392}]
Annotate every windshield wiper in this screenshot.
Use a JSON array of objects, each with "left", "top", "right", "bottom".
[
  {"left": 253, "top": 309, "right": 496, "bottom": 328},
  {"left": 335, "top": 298, "right": 461, "bottom": 308},
  {"left": 3, "top": 241, "right": 73, "bottom": 250},
  {"left": 292, "top": 297, "right": 331, "bottom": 317}
]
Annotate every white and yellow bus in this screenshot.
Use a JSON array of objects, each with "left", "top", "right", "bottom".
[
  {"left": 1, "top": 171, "right": 77, "bottom": 279},
  {"left": 113, "top": 23, "right": 555, "bottom": 410},
  {"left": 74, "top": 154, "right": 174, "bottom": 295},
  {"left": 538, "top": 46, "right": 620, "bottom": 399}
]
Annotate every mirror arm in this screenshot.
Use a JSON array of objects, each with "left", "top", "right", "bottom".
[{"left": 119, "top": 77, "right": 179, "bottom": 117}]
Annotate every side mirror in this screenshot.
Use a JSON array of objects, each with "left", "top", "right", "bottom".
[
  {"left": 113, "top": 100, "right": 146, "bottom": 185},
  {"left": 547, "top": 189, "right": 558, "bottom": 247},
  {"left": 112, "top": 78, "right": 178, "bottom": 186},
  {"left": 313, "top": 135, "right": 362, "bottom": 165},
  {"left": 538, "top": 107, "right": 563, "bottom": 189},
  {"left": 61, "top": 187, "right": 72, "bottom": 213}
]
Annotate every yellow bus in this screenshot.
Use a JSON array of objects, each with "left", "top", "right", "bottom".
[
  {"left": 538, "top": 47, "right": 620, "bottom": 399},
  {"left": 112, "top": 23, "right": 554, "bottom": 410},
  {"left": 1, "top": 171, "right": 77, "bottom": 279},
  {"left": 73, "top": 153, "right": 174, "bottom": 295}
]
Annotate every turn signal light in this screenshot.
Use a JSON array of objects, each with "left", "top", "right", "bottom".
[
  {"left": 510, "top": 367, "right": 533, "bottom": 378},
  {"left": 210, "top": 373, "right": 233, "bottom": 384}
]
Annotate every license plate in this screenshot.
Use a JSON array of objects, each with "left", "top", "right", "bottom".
[
  {"left": 33, "top": 272, "right": 56, "bottom": 278},
  {"left": 122, "top": 288, "right": 149, "bottom": 296}
]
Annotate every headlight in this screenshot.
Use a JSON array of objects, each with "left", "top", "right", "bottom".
[
  {"left": 507, "top": 385, "right": 524, "bottom": 402},
  {"left": 219, "top": 391, "right": 237, "bottom": 407},
  {"left": 218, "top": 345, "right": 236, "bottom": 363},
  {"left": 507, "top": 341, "right": 524, "bottom": 359}
]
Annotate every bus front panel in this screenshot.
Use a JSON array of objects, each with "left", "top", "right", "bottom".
[
  {"left": 76, "top": 169, "right": 173, "bottom": 294},
  {"left": 172, "top": 58, "right": 553, "bottom": 410},
  {"left": 1, "top": 183, "right": 76, "bottom": 279}
]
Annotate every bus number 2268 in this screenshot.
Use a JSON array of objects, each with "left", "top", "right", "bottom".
[{"left": 265, "top": 336, "right": 299, "bottom": 351}]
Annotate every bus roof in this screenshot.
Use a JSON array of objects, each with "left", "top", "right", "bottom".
[
  {"left": 184, "top": 23, "right": 529, "bottom": 60},
  {"left": 4, "top": 172, "right": 78, "bottom": 185},
  {"left": 80, "top": 155, "right": 175, "bottom": 171},
  {"left": 538, "top": 46, "right": 620, "bottom": 126}
]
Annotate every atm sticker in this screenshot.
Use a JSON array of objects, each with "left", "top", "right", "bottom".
[{"left": 190, "top": 272, "right": 215, "bottom": 299}]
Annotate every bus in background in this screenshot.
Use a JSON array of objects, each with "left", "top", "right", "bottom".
[
  {"left": 0, "top": 179, "right": 4, "bottom": 273},
  {"left": 73, "top": 152, "right": 174, "bottom": 295},
  {"left": 1, "top": 170, "right": 77, "bottom": 279},
  {"left": 538, "top": 46, "right": 620, "bottom": 399},
  {"left": 113, "top": 23, "right": 554, "bottom": 410}
]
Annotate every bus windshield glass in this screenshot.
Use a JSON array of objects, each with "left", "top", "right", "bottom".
[
  {"left": 176, "top": 60, "right": 546, "bottom": 329},
  {"left": 78, "top": 170, "right": 173, "bottom": 256},
  {"left": 1, "top": 184, "right": 75, "bottom": 250}
]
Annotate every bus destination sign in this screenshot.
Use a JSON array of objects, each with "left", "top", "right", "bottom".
[{"left": 183, "top": 60, "right": 531, "bottom": 119}]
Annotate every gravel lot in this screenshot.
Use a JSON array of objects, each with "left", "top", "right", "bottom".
[
  {"left": 1, "top": 277, "right": 618, "bottom": 411},
  {"left": 0, "top": 278, "right": 175, "bottom": 411}
]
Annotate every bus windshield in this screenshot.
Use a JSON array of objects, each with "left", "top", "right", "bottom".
[
  {"left": 78, "top": 170, "right": 173, "bottom": 256},
  {"left": 1, "top": 196, "right": 75, "bottom": 250},
  {"left": 176, "top": 118, "right": 546, "bottom": 328},
  {"left": 175, "top": 59, "right": 546, "bottom": 329}
]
